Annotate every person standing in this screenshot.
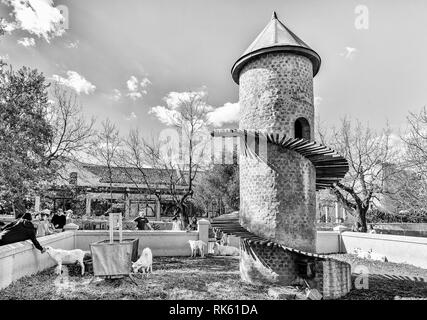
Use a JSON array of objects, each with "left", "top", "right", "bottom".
[
  {"left": 51, "top": 209, "right": 66, "bottom": 230},
  {"left": 171, "top": 215, "right": 182, "bottom": 231},
  {"left": 36, "top": 211, "right": 55, "bottom": 237},
  {"left": 185, "top": 216, "right": 198, "bottom": 232},
  {"left": 134, "top": 211, "right": 153, "bottom": 230}
]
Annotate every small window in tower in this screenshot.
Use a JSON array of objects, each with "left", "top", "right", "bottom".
[{"left": 294, "top": 117, "right": 310, "bottom": 140}]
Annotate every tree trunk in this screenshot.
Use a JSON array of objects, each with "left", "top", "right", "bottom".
[
  {"left": 357, "top": 207, "right": 368, "bottom": 232},
  {"left": 178, "top": 202, "right": 189, "bottom": 228},
  {"left": 12, "top": 198, "right": 26, "bottom": 218}
]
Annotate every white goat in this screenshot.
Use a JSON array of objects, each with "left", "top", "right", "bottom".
[
  {"left": 212, "top": 242, "right": 240, "bottom": 256},
  {"left": 353, "top": 248, "right": 388, "bottom": 262},
  {"left": 132, "top": 247, "right": 153, "bottom": 276},
  {"left": 367, "top": 249, "right": 388, "bottom": 262},
  {"left": 46, "top": 246, "right": 90, "bottom": 276},
  {"left": 188, "top": 240, "right": 207, "bottom": 258}
]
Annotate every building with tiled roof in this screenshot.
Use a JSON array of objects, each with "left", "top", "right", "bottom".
[{"left": 48, "top": 160, "right": 188, "bottom": 220}]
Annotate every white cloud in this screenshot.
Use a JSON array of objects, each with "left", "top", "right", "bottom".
[
  {"left": 1, "top": 0, "right": 65, "bottom": 41},
  {"left": 65, "top": 40, "right": 79, "bottom": 49},
  {"left": 124, "top": 112, "right": 137, "bottom": 121},
  {"left": 208, "top": 102, "right": 240, "bottom": 127},
  {"left": 150, "top": 88, "right": 213, "bottom": 127},
  {"left": 110, "top": 89, "right": 122, "bottom": 101},
  {"left": 51, "top": 71, "right": 96, "bottom": 95},
  {"left": 0, "top": 53, "right": 10, "bottom": 60},
  {"left": 339, "top": 46, "right": 357, "bottom": 60},
  {"left": 0, "top": 18, "right": 16, "bottom": 33},
  {"left": 126, "top": 75, "right": 151, "bottom": 100},
  {"left": 163, "top": 89, "right": 209, "bottom": 111},
  {"left": 17, "top": 37, "right": 35, "bottom": 47},
  {"left": 149, "top": 105, "right": 181, "bottom": 126},
  {"left": 126, "top": 76, "right": 139, "bottom": 92}
]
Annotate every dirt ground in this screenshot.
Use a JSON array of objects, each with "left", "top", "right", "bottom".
[
  {"left": 1, "top": 254, "right": 426, "bottom": 300},
  {"left": 0, "top": 256, "right": 270, "bottom": 300}
]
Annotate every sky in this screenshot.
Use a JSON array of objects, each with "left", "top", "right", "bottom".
[{"left": 1, "top": 0, "right": 427, "bottom": 139}]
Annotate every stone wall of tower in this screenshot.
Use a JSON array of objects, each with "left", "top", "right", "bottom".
[
  {"left": 240, "top": 144, "right": 317, "bottom": 252},
  {"left": 239, "top": 53, "right": 315, "bottom": 138},
  {"left": 238, "top": 52, "right": 317, "bottom": 253}
]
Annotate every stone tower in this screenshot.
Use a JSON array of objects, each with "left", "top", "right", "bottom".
[
  {"left": 233, "top": 12, "right": 321, "bottom": 254},
  {"left": 212, "top": 12, "right": 352, "bottom": 297}
]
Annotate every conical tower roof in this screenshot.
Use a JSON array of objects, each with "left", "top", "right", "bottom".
[{"left": 231, "top": 12, "right": 321, "bottom": 84}]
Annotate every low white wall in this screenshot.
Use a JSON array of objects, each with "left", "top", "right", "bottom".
[
  {"left": 211, "top": 232, "right": 341, "bottom": 254},
  {"left": 316, "top": 231, "right": 340, "bottom": 254},
  {"left": 341, "top": 231, "right": 427, "bottom": 269},
  {"left": 0, "top": 231, "right": 75, "bottom": 290},
  {"left": 75, "top": 230, "right": 200, "bottom": 257}
]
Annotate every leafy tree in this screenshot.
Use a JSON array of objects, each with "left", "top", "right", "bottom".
[
  {"left": 192, "top": 163, "right": 239, "bottom": 216},
  {"left": 0, "top": 63, "right": 53, "bottom": 216}
]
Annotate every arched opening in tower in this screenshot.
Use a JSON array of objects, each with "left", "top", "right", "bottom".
[{"left": 294, "top": 117, "right": 311, "bottom": 140}]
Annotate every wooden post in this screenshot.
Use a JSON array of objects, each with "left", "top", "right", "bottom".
[
  {"left": 156, "top": 198, "right": 161, "bottom": 221},
  {"left": 109, "top": 214, "right": 114, "bottom": 244},
  {"left": 85, "top": 196, "right": 91, "bottom": 215},
  {"left": 335, "top": 202, "right": 340, "bottom": 223},
  {"left": 109, "top": 212, "right": 122, "bottom": 243},
  {"left": 124, "top": 194, "right": 130, "bottom": 218},
  {"left": 34, "top": 196, "right": 40, "bottom": 213}
]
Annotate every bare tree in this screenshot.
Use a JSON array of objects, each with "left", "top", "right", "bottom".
[
  {"left": 148, "top": 90, "right": 212, "bottom": 225},
  {"left": 120, "top": 128, "right": 195, "bottom": 218},
  {"left": 45, "top": 83, "right": 95, "bottom": 168},
  {"left": 317, "top": 117, "right": 399, "bottom": 231},
  {"left": 117, "top": 129, "right": 175, "bottom": 216},
  {"left": 90, "top": 119, "right": 121, "bottom": 211},
  {"left": 402, "top": 106, "right": 427, "bottom": 176},
  {"left": 390, "top": 106, "right": 427, "bottom": 220}
]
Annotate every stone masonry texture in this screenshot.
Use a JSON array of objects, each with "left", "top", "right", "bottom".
[
  {"left": 240, "top": 240, "right": 298, "bottom": 285},
  {"left": 238, "top": 52, "right": 317, "bottom": 253},
  {"left": 239, "top": 52, "right": 314, "bottom": 138},
  {"left": 240, "top": 143, "right": 317, "bottom": 252}
]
